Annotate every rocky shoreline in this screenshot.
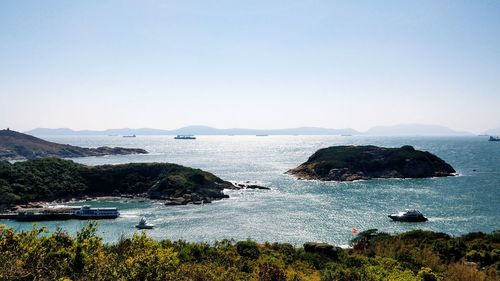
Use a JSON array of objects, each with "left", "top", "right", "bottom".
[
  {"left": 162, "top": 181, "right": 270, "bottom": 205},
  {"left": 0, "top": 158, "right": 273, "bottom": 210},
  {"left": 1, "top": 179, "right": 272, "bottom": 210},
  {"left": 5, "top": 183, "right": 271, "bottom": 211}
]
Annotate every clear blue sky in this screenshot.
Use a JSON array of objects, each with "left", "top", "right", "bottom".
[{"left": 1, "top": 0, "right": 499, "bottom": 133}]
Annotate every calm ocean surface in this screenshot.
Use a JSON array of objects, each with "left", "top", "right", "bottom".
[{"left": 3, "top": 135, "right": 499, "bottom": 246}]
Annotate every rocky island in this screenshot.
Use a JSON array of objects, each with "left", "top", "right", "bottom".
[
  {"left": 0, "top": 129, "right": 147, "bottom": 161},
  {"left": 0, "top": 157, "right": 239, "bottom": 209},
  {"left": 287, "top": 145, "right": 456, "bottom": 181}
]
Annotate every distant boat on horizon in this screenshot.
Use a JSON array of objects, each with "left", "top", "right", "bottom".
[
  {"left": 123, "top": 134, "right": 136, "bottom": 138},
  {"left": 256, "top": 134, "right": 268, "bottom": 137},
  {"left": 174, "top": 135, "right": 196, "bottom": 140}
]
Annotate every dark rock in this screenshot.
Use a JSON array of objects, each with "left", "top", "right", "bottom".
[
  {"left": 287, "top": 145, "right": 455, "bottom": 181},
  {"left": 231, "top": 182, "right": 271, "bottom": 190},
  {"left": 303, "top": 242, "right": 340, "bottom": 258},
  {"left": 165, "top": 197, "right": 187, "bottom": 205},
  {"left": 245, "top": 185, "right": 270, "bottom": 190}
]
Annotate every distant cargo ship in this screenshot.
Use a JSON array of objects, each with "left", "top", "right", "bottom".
[
  {"left": 123, "top": 134, "right": 136, "bottom": 138},
  {"left": 174, "top": 135, "right": 196, "bottom": 139}
]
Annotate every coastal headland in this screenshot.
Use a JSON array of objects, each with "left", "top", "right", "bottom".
[
  {"left": 0, "top": 157, "right": 257, "bottom": 209},
  {"left": 0, "top": 129, "right": 147, "bottom": 161}
]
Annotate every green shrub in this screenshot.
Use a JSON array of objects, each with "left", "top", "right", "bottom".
[
  {"left": 0, "top": 225, "right": 498, "bottom": 281},
  {"left": 236, "top": 240, "right": 261, "bottom": 259}
]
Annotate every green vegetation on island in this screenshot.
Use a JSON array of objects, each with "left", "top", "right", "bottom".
[
  {"left": 0, "top": 224, "right": 497, "bottom": 280},
  {"left": 287, "top": 145, "right": 456, "bottom": 181},
  {"left": 0, "top": 157, "right": 234, "bottom": 208},
  {"left": 0, "top": 129, "right": 147, "bottom": 161}
]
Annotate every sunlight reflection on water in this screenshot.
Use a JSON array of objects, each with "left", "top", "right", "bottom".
[{"left": 3, "top": 135, "right": 499, "bottom": 245}]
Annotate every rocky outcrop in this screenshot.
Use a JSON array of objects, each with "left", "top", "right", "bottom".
[
  {"left": 162, "top": 181, "right": 269, "bottom": 205},
  {"left": 303, "top": 242, "right": 340, "bottom": 258},
  {"left": 0, "top": 129, "right": 147, "bottom": 160},
  {"left": 230, "top": 181, "right": 271, "bottom": 190},
  {"left": 287, "top": 145, "right": 455, "bottom": 181}
]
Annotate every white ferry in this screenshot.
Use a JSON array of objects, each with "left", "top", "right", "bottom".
[{"left": 74, "top": 205, "right": 120, "bottom": 219}]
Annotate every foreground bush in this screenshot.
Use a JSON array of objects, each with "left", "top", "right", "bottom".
[{"left": 0, "top": 224, "right": 498, "bottom": 281}]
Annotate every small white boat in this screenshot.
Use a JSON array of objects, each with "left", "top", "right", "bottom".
[
  {"left": 388, "top": 209, "right": 428, "bottom": 222},
  {"left": 174, "top": 135, "right": 196, "bottom": 140},
  {"left": 135, "top": 217, "right": 154, "bottom": 229}
]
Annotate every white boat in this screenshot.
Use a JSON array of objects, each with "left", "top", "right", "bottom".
[
  {"left": 73, "top": 205, "right": 120, "bottom": 219},
  {"left": 174, "top": 135, "right": 196, "bottom": 140},
  {"left": 135, "top": 217, "right": 154, "bottom": 229},
  {"left": 388, "top": 209, "right": 427, "bottom": 222}
]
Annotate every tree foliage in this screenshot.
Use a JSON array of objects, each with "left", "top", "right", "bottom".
[{"left": 0, "top": 158, "right": 226, "bottom": 207}]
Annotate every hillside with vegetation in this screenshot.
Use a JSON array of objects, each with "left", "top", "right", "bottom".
[
  {"left": 287, "top": 145, "right": 456, "bottom": 181},
  {"left": 0, "top": 129, "right": 147, "bottom": 160},
  {"left": 0, "top": 224, "right": 497, "bottom": 281},
  {"left": 0, "top": 157, "right": 235, "bottom": 208}
]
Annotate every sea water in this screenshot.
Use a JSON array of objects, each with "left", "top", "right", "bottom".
[{"left": 2, "top": 135, "right": 499, "bottom": 246}]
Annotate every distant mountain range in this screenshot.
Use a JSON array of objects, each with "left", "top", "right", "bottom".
[
  {"left": 25, "top": 126, "right": 360, "bottom": 136},
  {"left": 23, "top": 124, "right": 481, "bottom": 136},
  {"left": 365, "top": 124, "right": 474, "bottom": 136}
]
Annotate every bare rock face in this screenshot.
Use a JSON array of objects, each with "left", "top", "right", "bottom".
[
  {"left": 287, "top": 145, "right": 455, "bottom": 181},
  {"left": 0, "top": 129, "right": 147, "bottom": 160}
]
